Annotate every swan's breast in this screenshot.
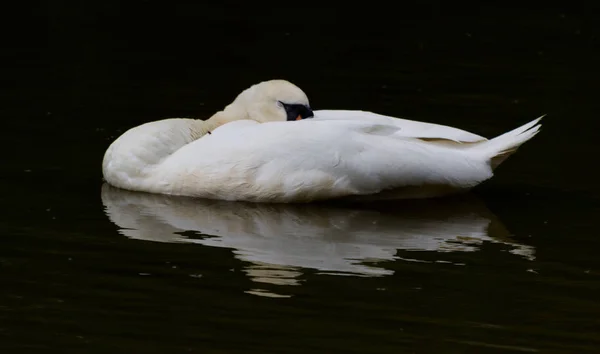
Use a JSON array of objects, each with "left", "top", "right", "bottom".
[{"left": 102, "top": 118, "right": 201, "bottom": 191}]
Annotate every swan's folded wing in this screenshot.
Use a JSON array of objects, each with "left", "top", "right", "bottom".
[
  {"left": 314, "top": 110, "right": 486, "bottom": 143},
  {"left": 159, "top": 119, "right": 493, "bottom": 202}
]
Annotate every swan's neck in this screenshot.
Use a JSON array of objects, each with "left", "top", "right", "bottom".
[{"left": 200, "top": 108, "right": 244, "bottom": 134}]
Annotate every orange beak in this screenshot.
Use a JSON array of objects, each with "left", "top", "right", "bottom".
[{"left": 296, "top": 114, "right": 302, "bottom": 121}]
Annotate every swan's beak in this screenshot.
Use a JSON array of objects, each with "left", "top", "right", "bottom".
[
  {"left": 296, "top": 107, "right": 314, "bottom": 120},
  {"left": 281, "top": 102, "right": 314, "bottom": 121},
  {"left": 305, "top": 107, "right": 314, "bottom": 119},
  {"left": 296, "top": 107, "right": 313, "bottom": 120}
]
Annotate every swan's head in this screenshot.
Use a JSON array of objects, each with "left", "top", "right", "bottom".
[{"left": 225, "top": 79, "right": 314, "bottom": 123}]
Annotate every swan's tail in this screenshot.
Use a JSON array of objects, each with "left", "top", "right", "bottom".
[{"left": 472, "top": 115, "right": 544, "bottom": 170}]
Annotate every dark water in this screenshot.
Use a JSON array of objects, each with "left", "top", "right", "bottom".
[{"left": 3, "top": 3, "right": 600, "bottom": 353}]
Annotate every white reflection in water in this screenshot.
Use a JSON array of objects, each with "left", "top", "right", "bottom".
[{"left": 101, "top": 184, "right": 534, "bottom": 297}]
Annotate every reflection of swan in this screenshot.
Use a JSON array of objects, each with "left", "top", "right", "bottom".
[{"left": 101, "top": 184, "right": 534, "bottom": 295}]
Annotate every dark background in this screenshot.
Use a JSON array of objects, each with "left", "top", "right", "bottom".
[{"left": 2, "top": 2, "right": 600, "bottom": 353}]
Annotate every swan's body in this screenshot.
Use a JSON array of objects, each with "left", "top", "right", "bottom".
[{"left": 102, "top": 80, "right": 542, "bottom": 203}]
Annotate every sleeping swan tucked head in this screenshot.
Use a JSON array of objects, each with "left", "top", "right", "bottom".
[{"left": 206, "top": 79, "right": 314, "bottom": 131}]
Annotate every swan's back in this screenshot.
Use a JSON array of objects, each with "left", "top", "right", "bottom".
[{"left": 314, "top": 110, "right": 488, "bottom": 143}]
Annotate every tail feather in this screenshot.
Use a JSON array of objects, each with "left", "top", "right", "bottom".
[{"left": 473, "top": 115, "right": 544, "bottom": 170}]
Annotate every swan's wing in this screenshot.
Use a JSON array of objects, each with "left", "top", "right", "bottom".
[
  {"left": 314, "top": 110, "right": 487, "bottom": 143},
  {"left": 164, "top": 120, "right": 492, "bottom": 202}
]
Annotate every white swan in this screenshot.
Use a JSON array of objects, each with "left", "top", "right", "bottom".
[{"left": 102, "top": 79, "right": 542, "bottom": 203}]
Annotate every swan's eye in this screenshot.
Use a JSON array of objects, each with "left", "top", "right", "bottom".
[{"left": 279, "top": 101, "right": 314, "bottom": 121}]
